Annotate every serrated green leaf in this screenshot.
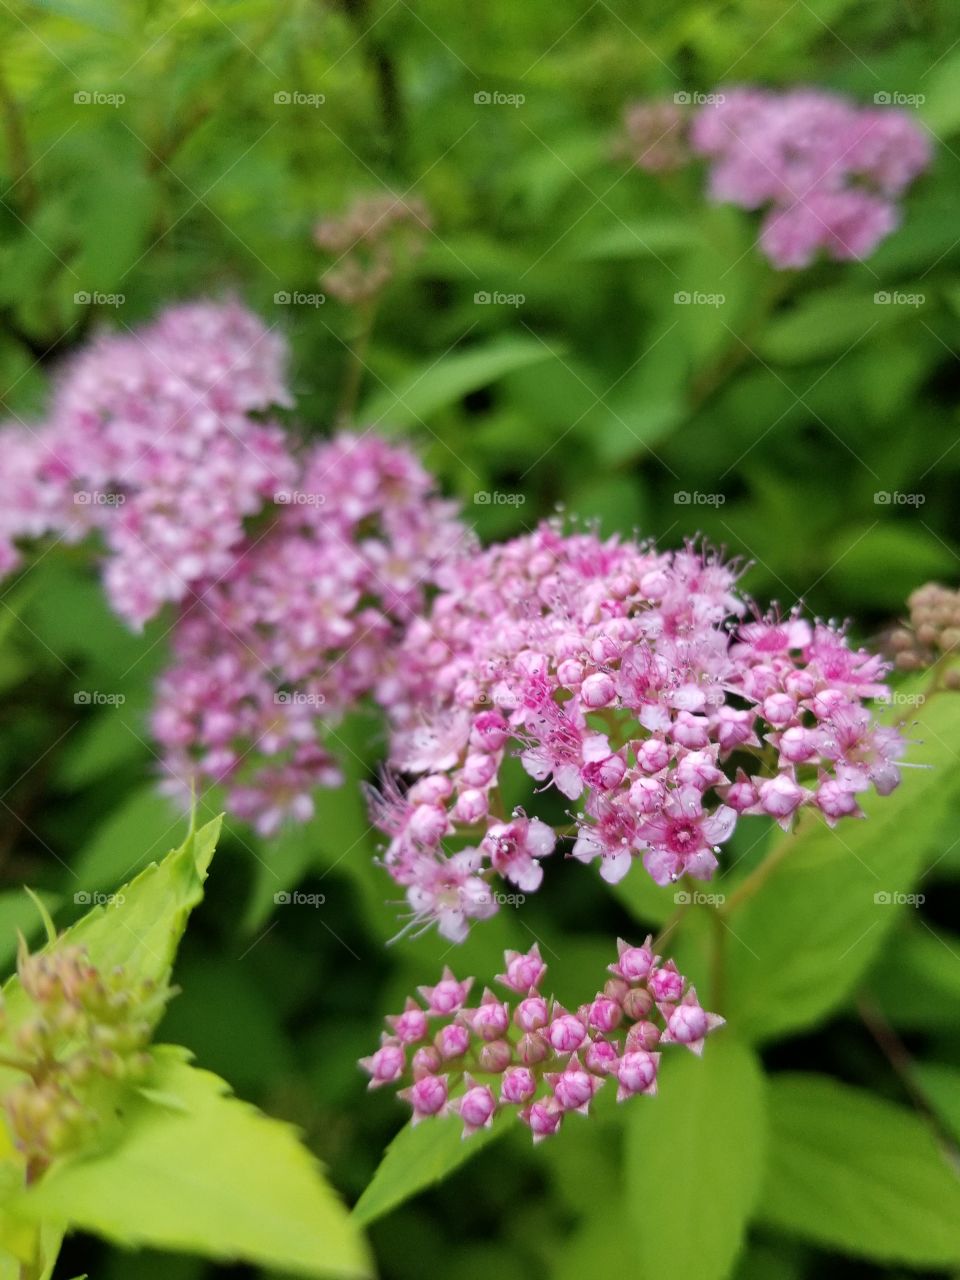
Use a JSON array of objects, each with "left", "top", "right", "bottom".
[
  {"left": 10, "top": 1047, "right": 371, "bottom": 1279},
  {"left": 0, "top": 815, "right": 222, "bottom": 1099},
  {"left": 758, "top": 1074, "right": 960, "bottom": 1266},
  {"left": 352, "top": 1111, "right": 509, "bottom": 1227},
  {"left": 624, "top": 1035, "right": 767, "bottom": 1280}
]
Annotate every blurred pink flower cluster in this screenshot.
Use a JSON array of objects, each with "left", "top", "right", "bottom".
[
  {"left": 372, "top": 522, "right": 904, "bottom": 941},
  {"left": 625, "top": 87, "right": 931, "bottom": 268},
  {"left": 152, "top": 433, "right": 465, "bottom": 835},
  {"left": 360, "top": 941, "right": 724, "bottom": 1141},
  {"left": 0, "top": 300, "right": 295, "bottom": 627}
]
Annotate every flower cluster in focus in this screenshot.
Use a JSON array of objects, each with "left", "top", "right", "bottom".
[
  {"left": 623, "top": 87, "right": 931, "bottom": 268},
  {"left": 360, "top": 941, "right": 723, "bottom": 1141},
  {"left": 0, "top": 300, "right": 295, "bottom": 627},
  {"left": 2, "top": 940, "right": 167, "bottom": 1171},
  {"left": 372, "top": 522, "right": 903, "bottom": 940}
]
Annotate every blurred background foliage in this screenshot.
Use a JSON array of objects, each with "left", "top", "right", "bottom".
[{"left": 2, "top": 0, "right": 960, "bottom": 1277}]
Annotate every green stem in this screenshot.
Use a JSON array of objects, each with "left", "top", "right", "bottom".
[{"left": 335, "top": 297, "right": 378, "bottom": 427}]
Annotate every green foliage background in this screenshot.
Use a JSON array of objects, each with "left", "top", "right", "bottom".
[{"left": 1, "top": 1, "right": 960, "bottom": 1277}]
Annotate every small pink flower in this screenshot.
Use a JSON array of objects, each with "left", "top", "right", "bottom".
[
  {"left": 659, "top": 987, "right": 726, "bottom": 1056},
  {"left": 648, "top": 962, "right": 684, "bottom": 1003},
  {"left": 461, "top": 991, "right": 510, "bottom": 1041},
  {"left": 520, "top": 1098, "right": 563, "bottom": 1142},
  {"left": 501, "top": 1066, "right": 537, "bottom": 1104},
  {"left": 359, "top": 1041, "right": 405, "bottom": 1088},
  {"left": 584, "top": 1038, "right": 620, "bottom": 1074},
  {"left": 497, "top": 943, "right": 547, "bottom": 993},
  {"left": 587, "top": 995, "right": 623, "bottom": 1033},
  {"left": 435, "top": 1023, "right": 471, "bottom": 1060},
  {"left": 386, "top": 998, "right": 428, "bottom": 1044},
  {"left": 418, "top": 967, "right": 474, "bottom": 1015},
  {"left": 399, "top": 1073, "right": 449, "bottom": 1123},
  {"left": 547, "top": 1054, "right": 604, "bottom": 1113},
  {"left": 616, "top": 1050, "right": 660, "bottom": 1100},
  {"left": 546, "top": 1010, "right": 588, "bottom": 1054},
  {"left": 581, "top": 671, "right": 617, "bottom": 708},
  {"left": 455, "top": 1080, "right": 497, "bottom": 1137},
  {"left": 609, "top": 937, "right": 655, "bottom": 984},
  {"left": 515, "top": 995, "right": 549, "bottom": 1032}
]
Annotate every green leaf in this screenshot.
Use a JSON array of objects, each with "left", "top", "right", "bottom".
[
  {"left": 723, "top": 691, "right": 960, "bottom": 1043},
  {"left": 352, "top": 1112, "right": 509, "bottom": 1227},
  {"left": 914, "top": 1063, "right": 960, "bottom": 1145},
  {"left": 624, "top": 1035, "right": 766, "bottom": 1280},
  {"left": 361, "top": 338, "right": 554, "bottom": 427},
  {"left": 72, "top": 786, "right": 185, "bottom": 894},
  {"left": 824, "top": 523, "right": 957, "bottom": 609},
  {"left": 10, "top": 1047, "right": 371, "bottom": 1279},
  {"left": 0, "top": 815, "right": 222, "bottom": 1095},
  {"left": 756, "top": 289, "right": 902, "bottom": 364},
  {"left": 571, "top": 219, "right": 695, "bottom": 261},
  {"left": 759, "top": 1074, "right": 960, "bottom": 1266}
]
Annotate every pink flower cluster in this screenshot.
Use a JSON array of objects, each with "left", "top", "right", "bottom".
[
  {"left": 360, "top": 942, "right": 724, "bottom": 1141},
  {"left": 153, "top": 434, "right": 465, "bottom": 835},
  {"left": 0, "top": 300, "right": 295, "bottom": 627},
  {"left": 625, "top": 87, "right": 930, "bottom": 268},
  {"left": 372, "top": 522, "right": 903, "bottom": 940}
]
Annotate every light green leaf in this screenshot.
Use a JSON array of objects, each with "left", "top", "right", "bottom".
[
  {"left": 759, "top": 1074, "right": 960, "bottom": 1266},
  {"left": 10, "top": 1047, "right": 371, "bottom": 1279},
  {"left": 914, "top": 1063, "right": 960, "bottom": 1145},
  {"left": 353, "top": 1111, "right": 509, "bottom": 1227},
  {"left": 361, "top": 338, "right": 554, "bottom": 427},
  {"left": 624, "top": 1035, "right": 766, "bottom": 1280},
  {"left": 0, "top": 815, "right": 222, "bottom": 1096},
  {"left": 723, "top": 691, "right": 960, "bottom": 1043}
]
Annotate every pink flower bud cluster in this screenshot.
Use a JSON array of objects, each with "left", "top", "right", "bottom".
[
  {"left": 624, "top": 87, "right": 930, "bottom": 268},
  {"left": 360, "top": 942, "right": 724, "bottom": 1141},
  {"left": 372, "top": 521, "right": 903, "bottom": 940},
  {"left": 0, "top": 299, "right": 296, "bottom": 627},
  {"left": 152, "top": 433, "right": 466, "bottom": 835}
]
